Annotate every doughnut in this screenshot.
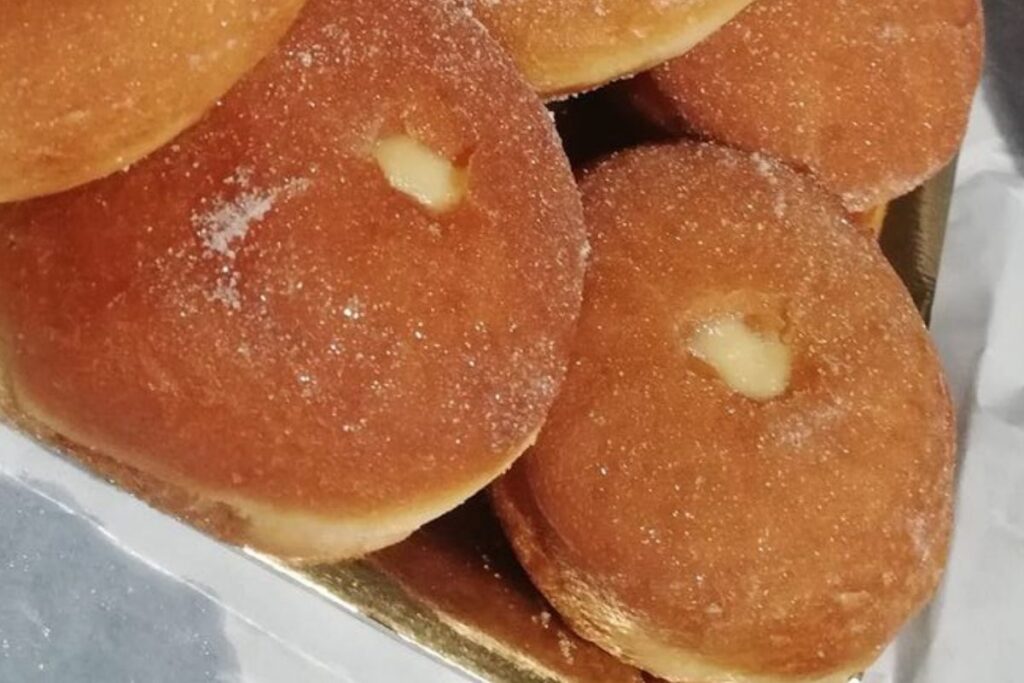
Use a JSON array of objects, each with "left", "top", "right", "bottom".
[
  {"left": 0, "top": 0, "right": 587, "bottom": 561},
  {"left": 467, "top": 0, "right": 758, "bottom": 98},
  {"left": 0, "top": 0, "right": 308, "bottom": 203},
  {"left": 629, "top": 0, "right": 983, "bottom": 211},
  {"left": 492, "top": 142, "right": 955, "bottom": 683},
  {"left": 366, "top": 496, "right": 647, "bottom": 682}
]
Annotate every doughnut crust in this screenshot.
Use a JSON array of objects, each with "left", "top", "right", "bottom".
[
  {"left": 492, "top": 143, "right": 955, "bottom": 682},
  {"left": 0, "top": 0, "right": 587, "bottom": 561},
  {"left": 632, "top": 0, "right": 983, "bottom": 210},
  {"left": 468, "top": 0, "right": 757, "bottom": 98},
  {"left": 0, "top": 0, "right": 307, "bottom": 203}
]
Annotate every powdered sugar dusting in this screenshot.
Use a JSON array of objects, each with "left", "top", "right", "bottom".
[
  {"left": 196, "top": 190, "right": 273, "bottom": 259},
  {"left": 556, "top": 630, "right": 577, "bottom": 664},
  {"left": 192, "top": 172, "right": 310, "bottom": 309}
]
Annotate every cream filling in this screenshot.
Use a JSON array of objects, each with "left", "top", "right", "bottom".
[
  {"left": 374, "top": 134, "right": 467, "bottom": 213},
  {"left": 689, "top": 316, "right": 792, "bottom": 400}
]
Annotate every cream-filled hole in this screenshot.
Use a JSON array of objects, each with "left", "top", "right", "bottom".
[
  {"left": 374, "top": 135, "right": 467, "bottom": 213},
  {"left": 689, "top": 316, "right": 791, "bottom": 400}
]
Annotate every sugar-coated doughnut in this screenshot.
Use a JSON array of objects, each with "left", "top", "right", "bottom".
[
  {"left": 468, "top": 0, "right": 757, "bottom": 98},
  {"left": 367, "top": 496, "right": 647, "bottom": 683},
  {"left": 630, "top": 0, "right": 983, "bottom": 211},
  {"left": 492, "top": 143, "right": 955, "bottom": 682},
  {"left": 0, "top": 0, "right": 307, "bottom": 203},
  {"left": 0, "top": 0, "right": 587, "bottom": 561}
]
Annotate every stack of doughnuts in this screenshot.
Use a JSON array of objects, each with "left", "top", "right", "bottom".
[{"left": 0, "top": 0, "right": 979, "bottom": 680}]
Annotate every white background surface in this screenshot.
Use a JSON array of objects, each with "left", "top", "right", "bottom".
[{"left": 866, "top": 59, "right": 1024, "bottom": 682}]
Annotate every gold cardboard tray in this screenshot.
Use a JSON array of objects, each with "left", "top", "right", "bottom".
[
  {"left": 0, "top": 87, "right": 955, "bottom": 683},
  {"left": 262, "top": 94, "right": 958, "bottom": 683}
]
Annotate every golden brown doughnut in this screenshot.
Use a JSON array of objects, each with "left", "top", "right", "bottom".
[
  {"left": 0, "top": 0, "right": 587, "bottom": 561},
  {"left": 630, "top": 0, "right": 983, "bottom": 211},
  {"left": 367, "top": 496, "right": 647, "bottom": 683},
  {"left": 468, "top": 0, "right": 757, "bottom": 98},
  {"left": 492, "top": 142, "right": 955, "bottom": 682},
  {"left": 0, "top": 0, "right": 307, "bottom": 203}
]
